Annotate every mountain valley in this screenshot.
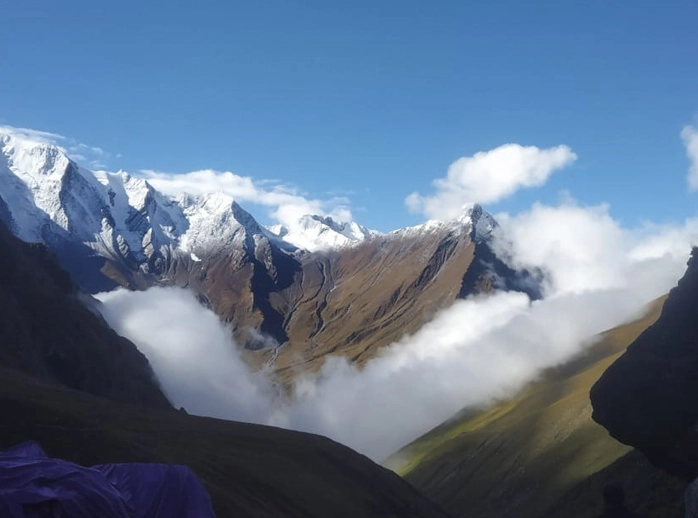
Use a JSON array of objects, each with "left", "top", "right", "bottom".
[{"left": 1, "top": 127, "right": 696, "bottom": 517}]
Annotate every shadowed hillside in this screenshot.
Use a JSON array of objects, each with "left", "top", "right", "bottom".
[
  {"left": 592, "top": 247, "right": 698, "bottom": 481},
  {"left": 0, "top": 366, "right": 452, "bottom": 518},
  {"left": 0, "top": 217, "right": 169, "bottom": 409},
  {"left": 387, "top": 296, "right": 686, "bottom": 517}
]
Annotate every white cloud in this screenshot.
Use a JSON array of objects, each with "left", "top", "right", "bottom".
[
  {"left": 683, "top": 125, "right": 698, "bottom": 191},
  {"left": 96, "top": 199, "right": 696, "bottom": 461},
  {"left": 406, "top": 143, "right": 577, "bottom": 219},
  {"left": 139, "top": 168, "right": 354, "bottom": 232},
  {"left": 494, "top": 202, "right": 629, "bottom": 294},
  {"left": 96, "top": 287, "right": 276, "bottom": 423},
  {"left": 0, "top": 124, "right": 110, "bottom": 169}
]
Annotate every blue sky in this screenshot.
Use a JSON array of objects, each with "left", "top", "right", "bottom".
[{"left": 2, "top": 1, "right": 698, "bottom": 231}]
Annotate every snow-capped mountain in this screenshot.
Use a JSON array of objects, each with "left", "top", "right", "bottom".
[
  {"left": 0, "top": 131, "right": 292, "bottom": 284},
  {"left": 0, "top": 127, "right": 540, "bottom": 358},
  {"left": 268, "top": 214, "right": 377, "bottom": 252}
]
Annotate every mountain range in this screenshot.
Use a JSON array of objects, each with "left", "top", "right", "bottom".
[
  {"left": 0, "top": 130, "right": 539, "bottom": 376},
  {"left": 3, "top": 127, "right": 698, "bottom": 517}
]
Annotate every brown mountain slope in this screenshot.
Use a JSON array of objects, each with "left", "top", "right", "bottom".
[
  {"left": 387, "top": 296, "right": 685, "bottom": 518},
  {"left": 271, "top": 226, "right": 483, "bottom": 376},
  {"left": 106, "top": 208, "right": 538, "bottom": 379},
  {"left": 0, "top": 219, "right": 169, "bottom": 409},
  {"left": 0, "top": 366, "right": 452, "bottom": 518}
]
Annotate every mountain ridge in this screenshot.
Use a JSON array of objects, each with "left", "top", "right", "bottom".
[{"left": 0, "top": 129, "right": 540, "bottom": 372}]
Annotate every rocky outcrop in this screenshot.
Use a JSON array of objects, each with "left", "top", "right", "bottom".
[{"left": 591, "top": 247, "right": 698, "bottom": 480}]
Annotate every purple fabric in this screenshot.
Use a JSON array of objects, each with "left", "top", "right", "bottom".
[
  {"left": 0, "top": 443, "right": 216, "bottom": 518},
  {"left": 94, "top": 463, "right": 217, "bottom": 518}
]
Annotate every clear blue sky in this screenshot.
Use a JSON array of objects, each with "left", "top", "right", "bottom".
[{"left": 2, "top": 1, "right": 698, "bottom": 231}]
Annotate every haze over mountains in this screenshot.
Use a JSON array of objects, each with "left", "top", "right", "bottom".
[{"left": 2, "top": 125, "right": 697, "bottom": 463}]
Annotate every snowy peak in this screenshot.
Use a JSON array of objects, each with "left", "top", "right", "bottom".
[
  {"left": 456, "top": 203, "right": 497, "bottom": 243},
  {"left": 269, "top": 205, "right": 495, "bottom": 253},
  {"left": 268, "top": 214, "right": 376, "bottom": 252},
  {"left": 0, "top": 130, "right": 281, "bottom": 275},
  {"left": 0, "top": 131, "right": 107, "bottom": 243},
  {"left": 0, "top": 127, "right": 498, "bottom": 271}
]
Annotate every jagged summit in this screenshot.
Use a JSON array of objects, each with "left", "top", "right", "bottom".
[
  {"left": 0, "top": 129, "right": 499, "bottom": 261},
  {"left": 457, "top": 203, "right": 497, "bottom": 243}
]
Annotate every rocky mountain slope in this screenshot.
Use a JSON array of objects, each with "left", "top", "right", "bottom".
[
  {"left": 591, "top": 247, "right": 698, "bottom": 481},
  {"left": 0, "top": 130, "right": 539, "bottom": 373},
  {"left": 0, "top": 217, "right": 169, "bottom": 409},
  {"left": 386, "top": 296, "right": 686, "bottom": 518},
  {"left": 263, "top": 205, "right": 539, "bottom": 378}
]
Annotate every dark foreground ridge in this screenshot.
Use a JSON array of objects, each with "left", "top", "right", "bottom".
[
  {"left": 591, "top": 247, "right": 698, "bottom": 480},
  {"left": 0, "top": 366, "right": 452, "bottom": 518}
]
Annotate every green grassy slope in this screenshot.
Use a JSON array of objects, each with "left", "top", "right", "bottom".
[
  {"left": 0, "top": 366, "right": 451, "bottom": 518},
  {"left": 386, "top": 296, "right": 685, "bottom": 517}
]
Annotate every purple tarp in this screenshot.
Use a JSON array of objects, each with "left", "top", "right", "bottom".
[{"left": 0, "top": 442, "right": 216, "bottom": 518}]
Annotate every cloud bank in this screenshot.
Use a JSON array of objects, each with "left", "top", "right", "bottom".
[
  {"left": 96, "top": 287, "right": 276, "bottom": 422},
  {"left": 683, "top": 125, "right": 698, "bottom": 191},
  {"left": 96, "top": 198, "right": 696, "bottom": 461},
  {"left": 406, "top": 143, "right": 577, "bottom": 219}
]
